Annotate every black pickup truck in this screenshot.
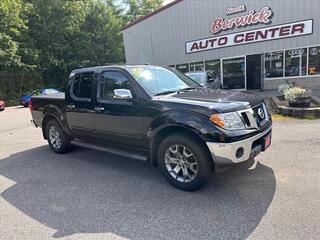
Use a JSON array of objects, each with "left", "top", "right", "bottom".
[{"left": 30, "top": 65, "right": 272, "bottom": 191}]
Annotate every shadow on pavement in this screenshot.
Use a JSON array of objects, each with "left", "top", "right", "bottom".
[{"left": 0, "top": 145, "right": 276, "bottom": 240}]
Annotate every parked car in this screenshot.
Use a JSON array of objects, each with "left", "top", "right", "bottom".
[
  {"left": 186, "top": 70, "right": 222, "bottom": 89},
  {"left": 0, "top": 99, "right": 5, "bottom": 111},
  {"left": 30, "top": 65, "right": 272, "bottom": 191},
  {"left": 20, "top": 88, "right": 61, "bottom": 107}
]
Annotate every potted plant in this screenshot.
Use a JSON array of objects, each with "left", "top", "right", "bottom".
[
  {"left": 283, "top": 87, "right": 312, "bottom": 107},
  {"left": 278, "top": 84, "right": 291, "bottom": 99}
]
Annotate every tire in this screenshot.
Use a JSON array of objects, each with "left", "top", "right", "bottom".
[
  {"left": 157, "top": 132, "right": 213, "bottom": 191},
  {"left": 46, "top": 119, "right": 71, "bottom": 154}
]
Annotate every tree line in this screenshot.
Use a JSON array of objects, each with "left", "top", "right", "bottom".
[{"left": 0, "top": 0, "right": 162, "bottom": 105}]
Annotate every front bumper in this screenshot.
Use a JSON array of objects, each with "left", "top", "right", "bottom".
[{"left": 206, "top": 126, "right": 272, "bottom": 166}]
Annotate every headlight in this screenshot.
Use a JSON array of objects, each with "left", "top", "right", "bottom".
[{"left": 209, "top": 112, "right": 245, "bottom": 130}]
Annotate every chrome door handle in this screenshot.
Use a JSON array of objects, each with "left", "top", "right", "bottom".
[
  {"left": 94, "top": 106, "right": 105, "bottom": 111},
  {"left": 67, "top": 104, "right": 75, "bottom": 109}
]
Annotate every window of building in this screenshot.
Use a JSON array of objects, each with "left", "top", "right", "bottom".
[
  {"left": 100, "top": 71, "right": 132, "bottom": 100},
  {"left": 308, "top": 46, "right": 320, "bottom": 75},
  {"left": 222, "top": 57, "right": 245, "bottom": 89},
  {"left": 205, "top": 59, "right": 221, "bottom": 78},
  {"left": 265, "top": 51, "right": 284, "bottom": 78},
  {"left": 176, "top": 63, "right": 189, "bottom": 73},
  {"left": 285, "top": 48, "right": 307, "bottom": 77},
  {"left": 72, "top": 72, "right": 93, "bottom": 99},
  {"left": 190, "top": 61, "right": 204, "bottom": 71}
]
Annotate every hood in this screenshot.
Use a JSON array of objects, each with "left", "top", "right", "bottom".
[{"left": 155, "top": 89, "right": 263, "bottom": 113}]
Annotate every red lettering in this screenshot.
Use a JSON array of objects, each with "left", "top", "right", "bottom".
[
  {"left": 259, "top": 7, "right": 272, "bottom": 23},
  {"left": 210, "top": 6, "right": 273, "bottom": 34},
  {"left": 235, "top": 15, "right": 248, "bottom": 26},
  {"left": 211, "top": 18, "right": 223, "bottom": 33},
  {"left": 252, "top": 13, "right": 259, "bottom": 23},
  {"left": 222, "top": 19, "right": 230, "bottom": 29},
  {"left": 247, "top": 10, "right": 254, "bottom": 23},
  {"left": 291, "top": 23, "right": 305, "bottom": 34}
]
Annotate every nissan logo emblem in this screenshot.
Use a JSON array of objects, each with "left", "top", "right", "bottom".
[{"left": 257, "top": 108, "right": 265, "bottom": 119}]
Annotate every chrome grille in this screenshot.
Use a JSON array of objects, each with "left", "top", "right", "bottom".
[
  {"left": 253, "top": 103, "right": 268, "bottom": 127},
  {"left": 238, "top": 103, "right": 269, "bottom": 130}
]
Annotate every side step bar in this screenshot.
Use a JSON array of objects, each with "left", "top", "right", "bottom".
[{"left": 71, "top": 140, "right": 148, "bottom": 162}]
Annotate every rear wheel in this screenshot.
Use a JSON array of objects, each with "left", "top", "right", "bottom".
[
  {"left": 46, "top": 119, "right": 71, "bottom": 154},
  {"left": 158, "top": 133, "right": 213, "bottom": 191}
]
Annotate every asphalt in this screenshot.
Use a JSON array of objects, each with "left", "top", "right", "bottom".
[{"left": 0, "top": 107, "right": 319, "bottom": 240}]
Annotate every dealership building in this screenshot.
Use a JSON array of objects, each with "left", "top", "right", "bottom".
[{"left": 122, "top": 0, "right": 320, "bottom": 90}]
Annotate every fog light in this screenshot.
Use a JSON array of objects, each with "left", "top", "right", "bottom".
[{"left": 235, "top": 147, "right": 244, "bottom": 159}]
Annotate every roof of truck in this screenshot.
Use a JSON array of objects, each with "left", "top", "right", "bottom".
[{"left": 71, "top": 64, "right": 169, "bottom": 74}]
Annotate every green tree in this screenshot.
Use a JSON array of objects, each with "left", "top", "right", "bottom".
[
  {"left": 0, "top": 0, "right": 28, "bottom": 70},
  {"left": 23, "top": 0, "right": 125, "bottom": 87},
  {"left": 123, "top": 0, "right": 163, "bottom": 22},
  {"left": 1, "top": 0, "right": 153, "bottom": 104}
]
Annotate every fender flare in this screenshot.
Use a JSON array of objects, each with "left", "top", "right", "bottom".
[
  {"left": 41, "top": 105, "right": 72, "bottom": 139},
  {"left": 147, "top": 111, "right": 220, "bottom": 165}
]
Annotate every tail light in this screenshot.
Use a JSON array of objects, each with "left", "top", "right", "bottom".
[{"left": 29, "top": 99, "right": 33, "bottom": 112}]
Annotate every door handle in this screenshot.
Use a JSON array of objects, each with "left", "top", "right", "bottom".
[
  {"left": 94, "top": 106, "right": 105, "bottom": 111},
  {"left": 67, "top": 104, "right": 75, "bottom": 109}
]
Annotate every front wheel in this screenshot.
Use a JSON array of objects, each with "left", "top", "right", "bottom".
[
  {"left": 46, "top": 119, "right": 71, "bottom": 154},
  {"left": 158, "top": 133, "right": 213, "bottom": 191}
]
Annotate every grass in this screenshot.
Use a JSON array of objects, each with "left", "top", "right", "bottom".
[{"left": 271, "top": 114, "right": 319, "bottom": 121}]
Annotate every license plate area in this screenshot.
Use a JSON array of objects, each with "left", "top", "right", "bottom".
[{"left": 263, "top": 133, "right": 272, "bottom": 151}]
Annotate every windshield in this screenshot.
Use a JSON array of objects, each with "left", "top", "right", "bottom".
[
  {"left": 43, "top": 89, "right": 60, "bottom": 95},
  {"left": 127, "top": 66, "right": 200, "bottom": 96},
  {"left": 186, "top": 72, "right": 206, "bottom": 85}
]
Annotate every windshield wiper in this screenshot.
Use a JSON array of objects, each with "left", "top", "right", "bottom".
[
  {"left": 178, "top": 87, "right": 200, "bottom": 92},
  {"left": 154, "top": 90, "right": 177, "bottom": 96}
]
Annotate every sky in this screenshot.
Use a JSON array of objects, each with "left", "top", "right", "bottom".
[{"left": 163, "top": 0, "right": 174, "bottom": 6}]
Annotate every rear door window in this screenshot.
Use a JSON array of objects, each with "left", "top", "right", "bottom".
[{"left": 72, "top": 72, "right": 94, "bottom": 99}]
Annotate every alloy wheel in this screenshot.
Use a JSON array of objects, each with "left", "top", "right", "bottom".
[
  {"left": 165, "top": 144, "right": 198, "bottom": 183},
  {"left": 49, "top": 126, "right": 62, "bottom": 149}
]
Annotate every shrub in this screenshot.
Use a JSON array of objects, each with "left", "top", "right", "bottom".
[
  {"left": 278, "top": 84, "right": 291, "bottom": 95},
  {"left": 284, "top": 87, "right": 312, "bottom": 103}
]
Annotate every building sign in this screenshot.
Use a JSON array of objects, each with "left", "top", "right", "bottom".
[
  {"left": 225, "top": 4, "right": 246, "bottom": 15},
  {"left": 186, "top": 19, "right": 313, "bottom": 54},
  {"left": 212, "top": 6, "right": 273, "bottom": 34}
]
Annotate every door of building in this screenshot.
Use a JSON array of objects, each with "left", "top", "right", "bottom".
[
  {"left": 221, "top": 56, "right": 246, "bottom": 90},
  {"left": 246, "top": 54, "right": 262, "bottom": 90}
]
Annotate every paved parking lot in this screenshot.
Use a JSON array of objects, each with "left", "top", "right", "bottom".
[{"left": 1, "top": 107, "right": 320, "bottom": 240}]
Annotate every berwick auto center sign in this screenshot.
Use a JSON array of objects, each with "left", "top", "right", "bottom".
[{"left": 186, "top": 5, "right": 313, "bottom": 54}]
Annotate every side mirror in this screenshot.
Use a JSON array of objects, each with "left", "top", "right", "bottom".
[{"left": 113, "top": 89, "right": 133, "bottom": 100}]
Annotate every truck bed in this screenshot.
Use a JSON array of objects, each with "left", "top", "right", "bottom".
[{"left": 31, "top": 93, "right": 65, "bottom": 127}]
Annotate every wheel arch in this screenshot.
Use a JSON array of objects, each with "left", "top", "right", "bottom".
[
  {"left": 149, "top": 125, "right": 214, "bottom": 168},
  {"left": 42, "top": 113, "right": 71, "bottom": 140}
]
